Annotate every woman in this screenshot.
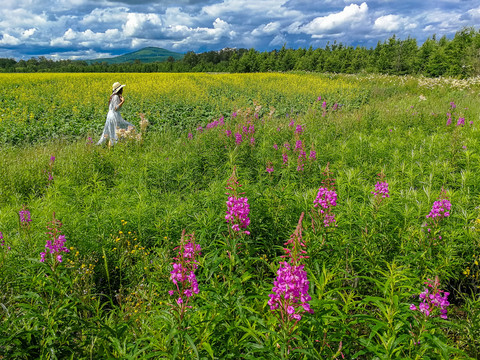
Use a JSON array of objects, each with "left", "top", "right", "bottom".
[{"left": 97, "top": 82, "right": 135, "bottom": 146}]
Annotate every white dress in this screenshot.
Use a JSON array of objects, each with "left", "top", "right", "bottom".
[{"left": 97, "top": 94, "right": 135, "bottom": 145}]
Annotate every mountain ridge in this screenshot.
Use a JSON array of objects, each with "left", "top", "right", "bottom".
[{"left": 85, "top": 47, "right": 184, "bottom": 64}]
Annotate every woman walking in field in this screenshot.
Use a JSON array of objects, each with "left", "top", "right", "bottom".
[{"left": 97, "top": 82, "right": 135, "bottom": 146}]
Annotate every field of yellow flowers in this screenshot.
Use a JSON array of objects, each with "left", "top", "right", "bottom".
[{"left": 1, "top": 72, "right": 480, "bottom": 359}]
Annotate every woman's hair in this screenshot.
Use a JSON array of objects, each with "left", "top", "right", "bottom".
[{"left": 108, "top": 88, "right": 123, "bottom": 105}]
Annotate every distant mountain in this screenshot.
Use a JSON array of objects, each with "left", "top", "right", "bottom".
[{"left": 84, "top": 47, "right": 184, "bottom": 64}]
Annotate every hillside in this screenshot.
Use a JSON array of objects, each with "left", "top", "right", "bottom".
[{"left": 85, "top": 47, "right": 184, "bottom": 64}]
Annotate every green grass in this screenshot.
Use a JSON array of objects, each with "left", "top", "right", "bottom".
[{"left": 1, "top": 73, "right": 480, "bottom": 359}]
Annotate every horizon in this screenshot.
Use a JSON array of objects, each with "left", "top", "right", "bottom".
[{"left": 1, "top": 0, "right": 479, "bottom": 61}]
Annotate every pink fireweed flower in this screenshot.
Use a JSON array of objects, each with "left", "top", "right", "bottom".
[
  {"left": 206, "top": 120, "right": 218, "bottom": 129},
  {"left": 313, "top": 187, "right": 338, "bottom": 227},
  {"left": 295, "top": 124, "right": 303, "bottom": 134},
  {"left": 225, "top": 196, "right": 251, "bottom": 234},
  {"left": 273, "top": 144, "right": 278, "bottom": 150},
  {"left": 267, "top": 261, "right": 313, "bottom": 320},
  {"left": 297, "top": 151, "right": 306, "bottom": 172},
  {"left": 372, "top": 181, "right": 389, "bottom": 199},
  {"left": 1, "top": 232, "right": 11, "bottom": 252},
  {"left": 282, "top": 152, "right": 288, "bottom": 165},
  {"left": 295, "top": 140, "right": 303, "bottom": 151},
  {"left": 225, "top": 129, "right": 232, "bottom": 137},
  {"left": 284, "top": 142, "right": 290, "bottom": 150},
  {"left": 169, "top": 230, "right": 201, "bottom": 317},
  {"left": 332, "top": 103, "right": 338, "bottom": 111},
  {"left": 317, "top": 96, "right": 322, "bottom": 101},
  {"left": 426, "top": 198, "right": 451, "bottom": 220},
  {"left": 188, "top": 133, "right": 193, "bottom": 139},
  {"left": 250, "top": 137, "right": 255, "bottom": 146},
  {"left": 309, "top": 150, "right": 316, "bottom": 160},
  {"left": 232, "top": 111, "right": 237, "bottom": 118},
  {"left": 268, "top": 213, "right": 313, "bottom": 329},
  {"left": 322, "top": 101, "right": 327, "bottom": 110},
  {"left": 424, "top": 190, "right": 451, "bottom": 241},
  {"left": 289, "top": 119, "right": 295, "bottom": 127},
  {"left": 218, "top": 116, "right": 225, "bottom": 126},
  {"left": 196, "top": 125, "right": 203, "bottom": 133},
  {"left": 19, "top": 207, "right": 32, "bottom": 224},
  {"left": 235, "top": 132, "right": 242, "bottom": 145},
  {"left": 410, "top": 277, "right": 450, "bottom": 319},
  {"left": 446, "top": 117, "right": 452, "bottom": 126},
  {"left": 450, "top": 102, "right": 456, "bottom": 109},
  {"left": 40, "top": 213, "right": 69, "bottom": 264},
  {"left": 266, "top": 166, "right": 274, "bottom": 174},
  {"left": 456, "top": 117, "right": 465, "bottom": 126}
]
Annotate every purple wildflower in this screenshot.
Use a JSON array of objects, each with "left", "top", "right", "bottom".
[
  {"left": 268, "top": 213, "right": 313, "bottom": 328},
  {"left": 410, "top": 277, "right": 450, "bottom": 319},
  {"left": 426, "top": 198, "right": 451, "bottom": 220},
  {"left": 225, "top": 196, "right": 251, "bottom": 234},
  {"left": 169, "top": 231, "right": 201, "bottom": 319},
  {"left": 295, "top": 140, "right": 303, "bottom": 151},
  {"left": 295, "top": 124, "right": 303, "bottom": 134},
  {"left": 456, "top": 117, "right": 465, "bottom": 126},
  {"left": 235, "top": 132, "right": 242, "bottom": 145},
  {"left": 19, "top": 207, "right": 32, "bottom": 224},
  {"left": 40, "top": 213, "right": 69, "bottom": 264},
  {"left": 372, "top": 181, "right": 389, "bottom": 199},
  {"left": 322, "top": 101, "right": 327, "bottom": 110},
  {"left": 450, "top": 102, "right": 456, "bottom": 109},
  {"left": 297, "top": 151, "right": 306, "bottom": 172},
  {"left": 1, "top": 232, "right": 10, "bottom": 252},
  {"left": 225, "top": 129, "right": 232, "bottom": 137},
  {"left": 282, "top": 152, "right": 288, "bottom": 165},
  {"left": 273, "top": 144, "right": 278, "bottom": 150},
  {"left": 284, "top": 142, "right": 290, "bottom": 150},
  {"left": 188, "top": 133, "right": 193, "bottom": 139},
  {"left": 313, "top": 187, "right": 337, "bottom": 227}
]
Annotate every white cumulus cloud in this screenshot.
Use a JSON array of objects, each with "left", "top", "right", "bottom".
[
  {"left": 373, "top": 14, "right": 416, "bottom": 32},
  {"left": 123, "top": 13, "right": 163, "bottom": 38},
  {"left": 21, "top": 28, "right": 37, "bottom": 38},
  {"left": 301, "top": 2, "right": 369, "bottom": 37},
  {"left": 252, "top": 22, "right": 281, "bottom": 36},
  {"left": 0, "top": 33, "right": 21, "bottom": 45}
]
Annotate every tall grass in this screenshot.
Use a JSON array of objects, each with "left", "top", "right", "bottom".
[{"left": 0, "top": 73, "right": 479, "bottom": 358}]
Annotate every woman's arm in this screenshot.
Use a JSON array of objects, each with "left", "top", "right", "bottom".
[{"left": 115, "top": 95, "right": 125, "bottom": 111}]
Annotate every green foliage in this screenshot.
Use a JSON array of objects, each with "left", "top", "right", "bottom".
[{"left": 1, "top": 73, "right": 480, "bottom": 358}]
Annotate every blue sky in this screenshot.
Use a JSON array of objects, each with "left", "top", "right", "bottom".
[{"left": 0, "top": 0, "right": 479, "bottom": 60}]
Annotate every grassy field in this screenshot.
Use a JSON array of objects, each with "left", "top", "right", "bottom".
[{"left": 1, "top": 72, "right": 480, "bottom": 359}]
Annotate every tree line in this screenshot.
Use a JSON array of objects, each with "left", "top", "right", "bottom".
[{"left": 1, "top": 28, "right": 479, "bottom": 77}]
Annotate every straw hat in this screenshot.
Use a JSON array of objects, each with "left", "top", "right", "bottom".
[{"left": 112, "top": 82, "right": 125, "bottom": 94}]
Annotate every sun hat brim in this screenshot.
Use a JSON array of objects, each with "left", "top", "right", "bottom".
[{"left": 112, "top": 84, "right": 126, "bottom": 94}]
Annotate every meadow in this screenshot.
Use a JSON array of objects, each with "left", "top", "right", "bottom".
[{"left": 0, "top": 72, "right": 480, "bottom": 359}]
